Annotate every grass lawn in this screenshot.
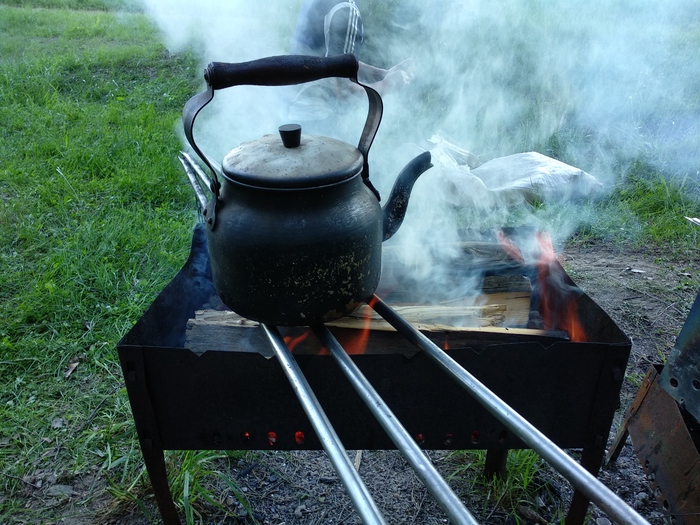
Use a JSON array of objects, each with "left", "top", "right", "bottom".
[{"left": 0, "top": 1, "right": 210, "bottom": 521}]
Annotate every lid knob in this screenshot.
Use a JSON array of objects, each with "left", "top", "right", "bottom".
[{"left": 279, "top": 124, "right": 302, "bottom": 148}]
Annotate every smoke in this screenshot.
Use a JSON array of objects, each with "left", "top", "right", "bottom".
[
  {"left": 364, "top": 0, "right": 699, "bottom": 179},
  {"left": 140, "top": 0, "right": 700, "bottom": 307},
  {"left": 141, "top": 0, "right": 699, "bottom": 180},
  {"left": 141, "top": 0, "right": 299, "bottom": 158}
]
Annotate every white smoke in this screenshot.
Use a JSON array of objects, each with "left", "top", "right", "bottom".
[
  {"left": 140, "top": 0, "right": 700, "bottom": 307},
  {"left": 141, "top": 0, "right": 299, "bottom": 158},
  {"left": 140, "top": 0, "right": 699, "bottom": 180},
  {"left": 366, "top": 0, "right": 699, "bottom": 179}
]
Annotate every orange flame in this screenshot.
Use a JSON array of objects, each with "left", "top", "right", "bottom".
[
  {"left": 498, "top": 230, "right": 587, "bottom": 342},
  {"left": 534, "top": 232, "right": 587, "bottom": 342},
  {"left": 496, "top": 230, "right": 525, "bottom": 264},
  {"left": 343, "top": 297, "right": 377, "bottom": 355},
  {"left": 284, "top": 330, "right": 311, "bottom": 352}
]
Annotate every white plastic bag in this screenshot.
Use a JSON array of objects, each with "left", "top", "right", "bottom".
[
  {"left": 426, "top": 133, "right": 603, "bottom": 207},
  {"left": 473, "top": 151, "right": 604, "bottom": 203}
]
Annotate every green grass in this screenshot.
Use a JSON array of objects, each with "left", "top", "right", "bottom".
[
  {"left": 1, "top": 0, "right": 142, "bottom": 12},
  {"left": 570, "top": 158, "right": 700, "bottom": 253},
  {"left": 0, "top": 3, "right": 249, "bottom": 522},
  {"left": 104, "top": 450, "right": 253, "bottom": 523},
  {"left": 448, "top": 449, "right": 566, "bottom": 523}
]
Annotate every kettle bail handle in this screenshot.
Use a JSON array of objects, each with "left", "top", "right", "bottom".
[
  {"left": 182, "top": 83, "right": 219, "bottom": 193},
  {"left": 182, "top": 54, "right": 384, "bottom": 200},
  {"left": 205, "top": 54, "right": 359, "bottom": 89}
]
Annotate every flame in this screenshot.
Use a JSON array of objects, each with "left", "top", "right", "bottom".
[
  {"left": 284, "top": 330, "right": 311, "bottom": 352},
  {"left": 534, "top": 232, "right": 587, "bottom": 342},
  {"left": 559, "top": 299, "right": 587, "bottom": 342},
  {"left": 498, "top": 230, "right": 588, "bottom": 342},
  {"left": 343, "top": 297, "right": 377, "bottom": 355},
  {"left": 496, "top": 230, "right": 525, "bottom": 264},
  {"left": 280, "top": 301, "right": 376, "bottom": 356}
]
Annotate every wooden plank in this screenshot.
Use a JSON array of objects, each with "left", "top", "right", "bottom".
[
  {"left": 481, "top": 275, "right": 532, "bottom": 294},
  {"left": 380, "top": 242, "right": 524, "bottom": 279},
  {"left": 184, "top": 309, "right": 568, "bottom": 357},
  {"left": 330, "top": 303, "right": 507, "bottom": 329},
  {"left": 185, "top": 246, "right": 543, "bottom": 355}
]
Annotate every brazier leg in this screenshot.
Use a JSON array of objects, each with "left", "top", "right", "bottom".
[
  {"left": 565, "top": 440, "right": 606, "bottom": 525},
  {"left": 484, "top": 448, "right": 508, "bottom": 479},
  {"left": 141, "top": 442, "right": 181, "bottom": 525},
  {"left": 119, "top": 350, "right": 181, "bottom": 525}
]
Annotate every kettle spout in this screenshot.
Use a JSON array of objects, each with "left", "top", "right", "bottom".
[{"left": 382, "top": 151, "right": 433, "bottom": 241}]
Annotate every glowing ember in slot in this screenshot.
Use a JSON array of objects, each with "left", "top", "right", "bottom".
[
  {"left": 294, "top": 431, "right": 305, "bottom": 445},
  {"left": 240, "top": 431, "right": 250, "bottom": 443},
  {"left": 415, "top": 433, "right": 426, "bottom": 446},
  {"left": 443, "top": 336, "right": 450, "bottom": 351},
  {"left": 267, "top": 431, "right": 277, "bottom": 446},
  {"left": 471, "top": 430, "right": 480, "bottom": 445},
  {"left": 283, "top": 330, "right": 311, "bottom": 352}
]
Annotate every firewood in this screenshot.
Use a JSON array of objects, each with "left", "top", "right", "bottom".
[
  {"left": 184, "top": 308, "right": 568, "bottom": 357},
  {"left": 381, "top": 242, "right": 524, "bottom": 276},
  {"left": 185, "top": 250, "right": 540, "bottom": 355}
]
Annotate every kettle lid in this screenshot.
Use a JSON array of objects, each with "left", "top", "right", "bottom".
[{"left": 222, "top": 124, "right": 364, "bottom": 189}]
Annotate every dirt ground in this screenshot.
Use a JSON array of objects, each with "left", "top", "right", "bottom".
[
  {"left": 556, "top": 242, "right": 699, "bottom": 524},
  {"left": 22, "top": 241, "right": 700, "bottom": 524}
]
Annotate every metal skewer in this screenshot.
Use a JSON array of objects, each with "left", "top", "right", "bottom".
[
  {"left": 261, "top": 324, "right": 387, "bottom": 525},
  {"left": 312, "top": 324, "right": 480, "bottom": 525},
  {"left": 180, "top": 150, "right": 223, "bottom": 183},
  {"left": 370, "top": 295, "right": 651, "bottom": 525},
  {"left": 178, "top": 154, "right": 209, "bottom": 210}
]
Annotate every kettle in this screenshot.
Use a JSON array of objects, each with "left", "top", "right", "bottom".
[{"left": 182, "top": 54, "right": 432, "bottom": 326}]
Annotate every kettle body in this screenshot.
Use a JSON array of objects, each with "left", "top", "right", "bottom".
[{"left": 181, "top": 54, "right": 432, "bottom": 325}]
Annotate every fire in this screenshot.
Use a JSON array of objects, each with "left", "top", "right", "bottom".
[
  {"left": 498, "top": 230, "right": 588, "bottom": 342},
  {"left": 343, "top": 296, "right": 377, "bottom": 355},
  {"left": 496, "top": 230, "right": 525, "bottom": 264},
  {"left": 284, "top": 330, "right": 311, "bottom": 352},
  {"left": 534, "top": 232, "right": 587, "bottom": 342},
  {"left": 281, "top": 301, "right": 375, "bottom": 356}
]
